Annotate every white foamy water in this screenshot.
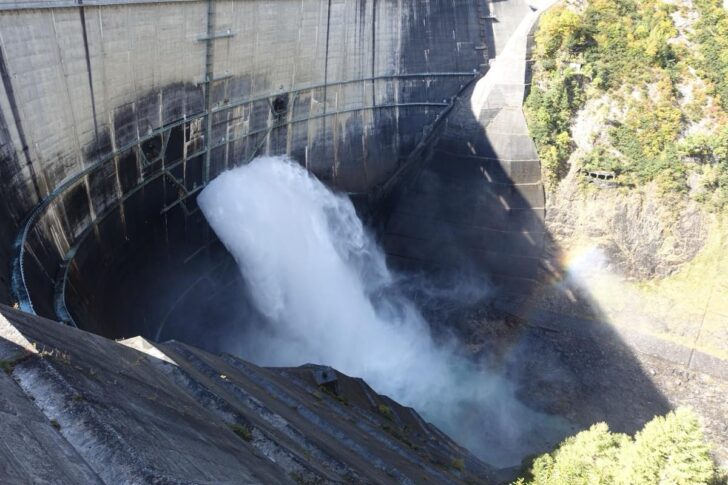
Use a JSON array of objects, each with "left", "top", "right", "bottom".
[{"left": 198, "top": 156, "right": 570, "bottom": 466}]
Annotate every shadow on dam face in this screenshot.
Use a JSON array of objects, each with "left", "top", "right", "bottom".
[
  {"left": 33, "top": 82, "right": 672, "bottom": 469},
  {"left": 8, "top": 82, "right": 673, "bottom": 473},
  {"left": 376, "top": 79, "right": 673, "bottom": 463},
  {"left": 1, "top": 1, "right": 672, "bottom": 472}
]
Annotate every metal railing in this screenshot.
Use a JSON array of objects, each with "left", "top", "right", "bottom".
[{"left": 12, "top": 71, "right": 479, "bottom": 324}]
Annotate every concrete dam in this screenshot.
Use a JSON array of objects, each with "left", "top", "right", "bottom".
[
  {"left": 0, "top": 0, "right": 583, "bottom": 482},
  {"left": 0, "top": 0, "right": 544, "bottom": 340}
]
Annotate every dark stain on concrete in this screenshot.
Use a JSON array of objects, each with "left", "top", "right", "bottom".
[{"left": 78, "top": 1, "right": 100, "bottom": 154}]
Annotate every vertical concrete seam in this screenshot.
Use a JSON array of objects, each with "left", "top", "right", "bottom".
[
  {"left": 78, "top": 0, "right": 100, "bottom": 153},
  {"left": 50, "top": 10, "right": 83, "bottom": 168},
  {"left": 371, "top": 0, "right": 376, "bottom": 106},
  {"left": 322, "top": 0, "right": 332, "bottom": 168},
  {"left": 203, "top": 0, "right": 216, "bottom": 183},
  {"left": 0, "top": 42, "right": 39, "bottom": 195}
]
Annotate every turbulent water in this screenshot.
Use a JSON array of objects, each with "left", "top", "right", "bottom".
[{"left": 198, "top": 156, "right": 569, "bottom": 467}]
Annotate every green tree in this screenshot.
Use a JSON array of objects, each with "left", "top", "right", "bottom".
[
  {"left": 626, "top": 408, "right": 715, "bottom": 485},
  {"left": 535, "top": 6, "right": 585, "bottom": 58},
  {"left": 693, "top": 0, "right": 728, "bottom": 111},
  {"left": 514, "top": 408, "right": 722, "bottom": 485}
]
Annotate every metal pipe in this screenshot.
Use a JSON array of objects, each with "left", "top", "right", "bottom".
[{"left": 13, "top": 74, "right": 476, "bottom": 315}]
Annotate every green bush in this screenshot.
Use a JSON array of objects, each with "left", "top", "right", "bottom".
[
  {"left": 527, "top": 0, "right": 682, "bottom": 189},
  {"left": 693, "top": 0, "right": 728, "bottom": 111},
  {"left": 579, "top": 146, "right": 623, "bottom": 177},
  {"left": 230, "top": 424, "right": 253, "bottom": 442},
  {"left": 514, "top": 408, "right": 724, "bottom": 485},
  {"left": 680, "top": 127, "right": 728, "bottom": 208},
  {"left": 377, "top": 403, "right": 394, "bottom": 420},
  {"left": 628, "top": 409, "right": 715, "bottom": 485},
  {"left": 579, "top": 0, "right": 677, "bottom": 88},
  {"left": 526, "top": 0, "right": 728, "bottom": 199},
  {"left": 535, "top": 6, "right": 587, "bottom": 59},
  {"left": 524, "top": 0, "right": 728, "bottom": 213},
  {"left": 525, "top": 71, "right": 583, "bottom": 189}
]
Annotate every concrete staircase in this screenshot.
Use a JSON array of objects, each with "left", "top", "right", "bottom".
[{"left": 0, "top": 305, "right": 494, "bottom": 484}]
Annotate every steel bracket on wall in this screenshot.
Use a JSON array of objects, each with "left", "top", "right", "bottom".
[
  {"left": 160, "top": 172, "right": 203, "bottom": 216},
  {"left": 197, "top": 29, "right": 234, "bottom": 41},
  {"left": 138, "top": 131, "right": 170, "bottom": 167},
  {"left": 198, "top": 73, "right": 232, "bottom": 86},
  {"left": 202, "top": 0, "right": 217, "bottom": 184}
]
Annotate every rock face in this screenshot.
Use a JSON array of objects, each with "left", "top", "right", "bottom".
[
  {"left": 545, "top": 168, "right": 707, "bottom": 279},
  {"left": 0, "top": 304, "right": 494, "bottom": 484}
]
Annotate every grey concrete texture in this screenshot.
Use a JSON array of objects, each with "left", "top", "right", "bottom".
[
  {"left": 382, "top": 1, "right": 556, "bottom": 285},
  {"left": 0, "top": 0, "right": 485, "bottom": 315},
  {"left": 0, "top": 371, "right": 104, "bottom": 484},
  {"left": 0, "top": 304, "right": 494, "bottom": 484},
  {"left": 1, "top": 309, "right": 103, "bottom": 484}
]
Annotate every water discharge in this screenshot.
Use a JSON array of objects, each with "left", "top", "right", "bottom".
[{"left": 198, "top": 156, "right": 570, "bottom": 467}]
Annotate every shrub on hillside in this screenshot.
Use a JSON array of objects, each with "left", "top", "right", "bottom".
[
  {"left": 693, "top": 0, "right": 728, "bottom": 112},
  {"left": 513, "top": 408, "right": 724, "bottom": 485}
]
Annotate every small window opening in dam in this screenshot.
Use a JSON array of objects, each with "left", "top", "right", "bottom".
[{"left": 271, "top": 94, "right": 289, "bottom": 118}]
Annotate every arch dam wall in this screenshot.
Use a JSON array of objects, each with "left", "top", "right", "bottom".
[{"left": 0, "top": 0, "right": 536, "bottom": 341}]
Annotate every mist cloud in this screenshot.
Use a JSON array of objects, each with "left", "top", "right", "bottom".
[{"left": 198, "top": 156, "right": 569, "bottom": 467}]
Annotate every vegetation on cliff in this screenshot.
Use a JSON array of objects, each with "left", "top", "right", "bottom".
[
  {"left": 525, "top": 0, "right": 728, "bottom": 209},
  {"left": 514, "top": 408, "right": 726, "bottom": 485}
]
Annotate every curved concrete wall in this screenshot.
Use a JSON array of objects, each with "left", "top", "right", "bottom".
[
  {"left": 0, "top": 0, "right": 491, "bottom": 326},
  {"left": 382, "top": 2, "right": 555, "bottom": 287}
]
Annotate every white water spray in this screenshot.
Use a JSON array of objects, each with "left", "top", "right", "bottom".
[{"left": 198, "top": 156, "right": 569, "bottom": 466}]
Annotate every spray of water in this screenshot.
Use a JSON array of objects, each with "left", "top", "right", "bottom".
[{"left": 198, "top": 156, "right": 569, "bottom": 467}]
